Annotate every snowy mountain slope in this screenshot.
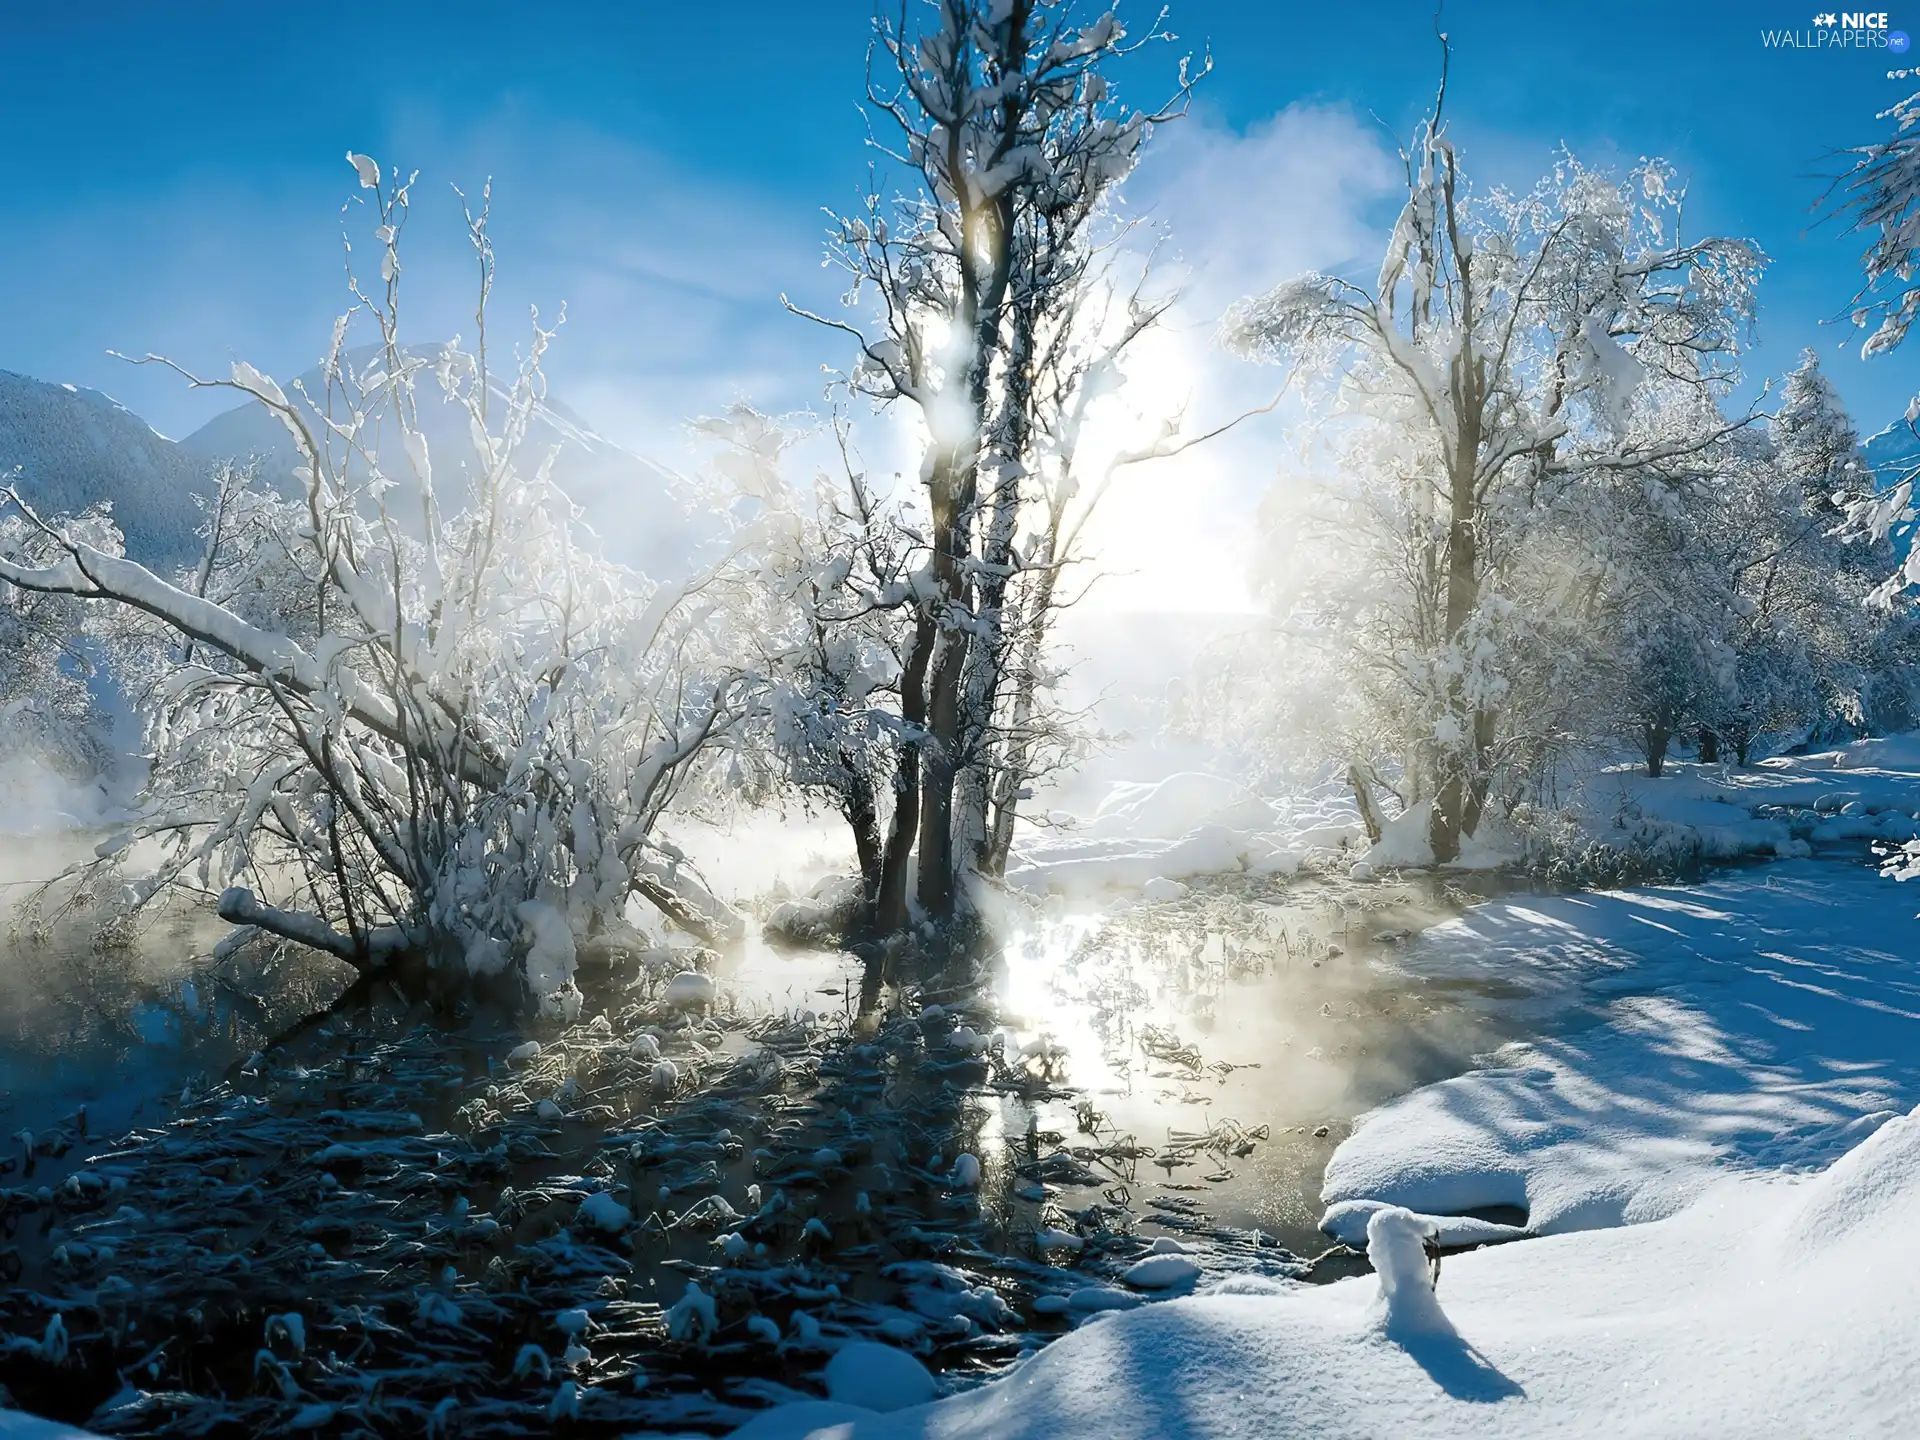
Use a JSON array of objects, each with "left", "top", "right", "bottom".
[
  {"left": 0, "top": 369, "right": 213, "bottom": 568},
  {"left": 180, "top": 346, "right": 710, "bottom": 578}
]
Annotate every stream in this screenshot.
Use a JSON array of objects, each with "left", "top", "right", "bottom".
[{"left": 0, "top": 869, "right": 1523, "bottom": 1436}]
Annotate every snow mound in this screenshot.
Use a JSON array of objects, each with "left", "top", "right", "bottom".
[
  {"left": 1123, "top": 1253, "right": 1202, "bottom": 1289},
  {"left": 1366, "top": 1207, "right": 1453, "bottom": 1338},
  {"left": 823, "top": 1342, "right": 936, "bottom": 1412},
  {"left": 576, "top": 1191, "right": 632, "bottom": 1235},
  {"left": 1321, "top": 859, "right": 1920, "bottom": 1237},
  {"left": 663, "top": 970, "right": 717, "bottom": 1009},
  {"left": 1781, "top": 1105, "right": 1920, "bottom": 1255},
  {"left": 1359, "top": 800, "right": 1434, "bottom": 869}
]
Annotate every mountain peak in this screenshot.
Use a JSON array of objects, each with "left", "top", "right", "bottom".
[{"left": 0, "top": 367, "right": 214, "bottom": 567}]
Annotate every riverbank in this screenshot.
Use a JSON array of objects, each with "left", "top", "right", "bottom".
[
  {"left": 10, "top": 733, "right": 1920, "bottom": 1438},
  {"left": 728, "top": 844, "right": 1920, "bottom": 1436},
  {"left": 0, "top": 872, "right": 1519, "bottom": 1437}
]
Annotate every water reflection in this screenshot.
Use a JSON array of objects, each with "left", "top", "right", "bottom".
[
  {"left": 726, "top": 875, "right": 1516, "bottom": 1256},
  {"left": 0, "top": 914, "right": 356, "bottom": 1144}
]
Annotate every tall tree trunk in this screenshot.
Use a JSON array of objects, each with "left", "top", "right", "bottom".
[
  {"left": 956, "top": 303, "right": 1035, "bottom": 886},
  {"left": 1643, "top": 717, "right": 1670, "bottom": 778},
  {"left": 1699, "top": 727, "right": 1720, "bottom": 764},
  {"left": 840, "top": 758, "right": 884, "bottom": 925},
  {"left": 917, "top": 633, "right": 965, "bottom": 921},
  {"left": 877, "top": 612, "right": 935, "bottom": 934},
  {"left": 953, "top": 467, "right": 1020, "bottom": 887},
  {"left": 916, "top": 452, "right": 972, "bottom": 921},
  {"left": 1730, "top": 720, "right": 1753, "bottom": 768},
  {"left": 1430, "top": 375, "right": 1484, "bottom": 865},
  {"left": 983, "top": 504, "right": 1066, "bottom": 878},
  {"left": 1462, "top": 705, "right": 1496, "bottom": 839},
  {"left": 1349, "top": 762, "right": 1387, "bottom": 845}
]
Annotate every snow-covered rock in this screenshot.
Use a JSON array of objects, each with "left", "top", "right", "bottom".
[
  {"left": 663, "top": 971, "right": 717, "bottom": 1010},
  {"left": 576, "top": 1191, "right": 632, "bottom": 1235},
  {"left": 823, "top": 1342, "right": 936, "bottom": 1412},
  {"left": 1123, "top": 1253, "right": 1202, "bottom": 1289}
]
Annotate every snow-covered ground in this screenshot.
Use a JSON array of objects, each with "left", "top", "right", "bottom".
[
  {"left": 725, "top": 736, "right": 1920, "bottom": 1438},
  {"left": 1563, "top": 736, "right": 1920, "bottom": 860},
  {"left": 0, "top": 1411, "right": 100, "bottom": 1440},
  {"left": 734, "top": 1103, "right": 1920, "bottom": 1437},
  {"left": 1320, "top": 858, "right": 1920, "bottom": 1242},
  {"left": 1004, "top": 770, "right": 1343, "bottom": 897},
  {"left": 1006, "top": 737, "right": 1920, "bottom": 902}
]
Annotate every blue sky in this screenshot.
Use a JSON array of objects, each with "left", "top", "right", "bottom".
[{"left": 2, "top": 1, "right": 1916, "bottom": 602}]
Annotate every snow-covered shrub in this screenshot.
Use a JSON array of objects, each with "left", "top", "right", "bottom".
[
  {"left": 0, "top": 506, "right": 115, "bottom": 794},
  {"left": 691, "top": 407, "right": 913, "bottom": 932},
  {"left": 0, "top": 159, "right": 746, "bottom": 1011}
]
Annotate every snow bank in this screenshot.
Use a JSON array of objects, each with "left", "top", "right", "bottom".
[
  {"left": 1021, "top": 736, "right": 1920, "bottom": 895},
  {"left": 1322, "top": 858, "right": 1920, "bottom": 1236},
  {"left": 1006, "top": 774, "right": 1355, "bottom": 897},
  {"left": 1568, "top": 737, "right": 1920, "bottom": 867},
  {"left": 731, "top": 1100, "right": 1920, "bottom": 1438},
  {"left": 0, "top": 1412, "right": 104, "bottom": 1440}
]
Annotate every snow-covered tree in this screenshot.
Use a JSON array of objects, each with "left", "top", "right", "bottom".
[
  {"left": 0, "top": 158, "right": 746, "bottom": 1012},
  {"left": 793, "top": 0, "right": 1199, "bottom": 930},
  {"left": 694, "top": 407, "right": 917, "bottom": 927},
  {"left": 1839, "top": 80, "right": 1920, "bottom": 369},
  {"left": 0, "top": 503, "right": 115, "bottom": 788},
  {"left": 1837, "top": 79, "right": 1920, "bottom": 589},
  {"left": 1774, "top": 350, "right": 1876, "bottom": 516},
  {"left": 1591, "top": 361, "right": 1905, "bottom": 771},
  {"left": 1225, "top": 58, "right": 1763, "bottom": 858}
]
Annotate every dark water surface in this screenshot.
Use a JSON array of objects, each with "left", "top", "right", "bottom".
[{"left": 0, "top": 872, "right": 1517, "bottom": 1436}]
